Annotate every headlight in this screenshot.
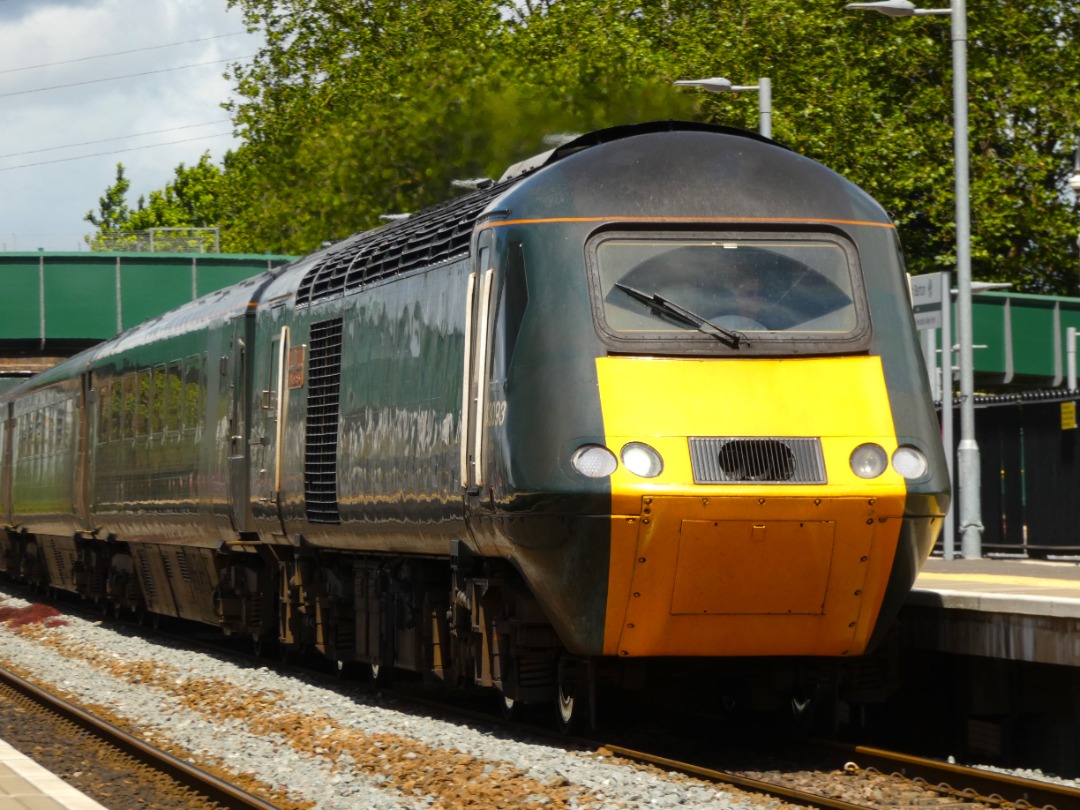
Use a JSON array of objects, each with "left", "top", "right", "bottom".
[
  {"left": 850, "top": 443, "right": 888, "bottom": 479},
  {"left": 571, "top": 444, "right": 618, "bottom": 478},
  {"left": 892, "top": 446, "right": 929, "bottom": 480},
  {"left": 621, "top": 442, "right": 664, "bottom": 478}
]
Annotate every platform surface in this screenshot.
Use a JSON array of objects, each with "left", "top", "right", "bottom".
[
  {"left": 0, "top": 739, "right": 108, "bottom": 810},
  {"left": 913, "top": 556, "right": 1080, "bottom": 614},
  {"left": 904, "top": 556, "right": 1080, "bottom": 665}
]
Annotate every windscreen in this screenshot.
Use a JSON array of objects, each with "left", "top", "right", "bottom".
[{"left": 594, "top": 235, "right": 861, "bottom": 343}]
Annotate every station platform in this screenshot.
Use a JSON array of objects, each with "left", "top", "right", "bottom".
[
  {"left": 0, "top": 739, "right": 107, "bottom": 809},
  {"left": 903, "top": 556, "right": 1080, "bottom": 667}
]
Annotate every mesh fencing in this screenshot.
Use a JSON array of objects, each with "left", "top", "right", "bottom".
[{"left": 88, "top": 227, "right": 220, "bottom": 253}]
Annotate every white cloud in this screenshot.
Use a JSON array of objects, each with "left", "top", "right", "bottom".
[{"left": 0, "top": 0, "right": 258, "bottom": 251}]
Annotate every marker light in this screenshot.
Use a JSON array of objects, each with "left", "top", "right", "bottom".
[
  {"left": 621, "top": 442, "right": 664, "bottom": 478},
  {"left": 850, "top": 443, "right": 888, "bottom": 479},
  {"left": 892, "top": 446, "right": 929, "bottom": 480},
  {"left": 571, "top": 444, "right": 618, "bottom": 478}
]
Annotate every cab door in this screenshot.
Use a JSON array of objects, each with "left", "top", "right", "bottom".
[{"left": 461, "top": 231, "right": 496, "bottom": 502}]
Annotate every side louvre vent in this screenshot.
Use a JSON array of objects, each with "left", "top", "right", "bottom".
[
  {"left": 137, "top": 552, "right": 156, "bottom": 600},
  {"left": 296, "top": 182, "right": 509, "bottom": 306},
  {"left": 306, "top": 318, "right": 344, "bottom": 524},
  {"left": 689, "top": 437, "right": 826, "bottom": 484}
]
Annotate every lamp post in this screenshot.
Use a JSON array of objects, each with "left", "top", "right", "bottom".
[
  {"left": 845, "top": 0, "right": 983, "bottom": 558},
  {"left": 1070, "top": 145, "right": 1080, "bottom": 293},
  {"left": 673, "top": 76, "right": 773, "bottom": 138}
]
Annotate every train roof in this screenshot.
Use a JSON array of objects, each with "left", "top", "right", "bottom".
[
  {"left": 293, "top": 121, "right": 888, "bottom": 307},
  {"left": 0, "top": 121, "right": 890, "bottom": 401}
]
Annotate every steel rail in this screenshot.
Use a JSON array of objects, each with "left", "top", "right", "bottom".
[
  {"left": 820, "top": 740, "right": 1079, "bottom": 810},
  {"left": 0, "top": 663, "right": 281, "bottom": 810},
  {"left": 602, "top": 743, "right": 873, "bottom": 810}
]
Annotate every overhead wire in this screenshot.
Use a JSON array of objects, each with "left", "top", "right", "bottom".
[
  {"left": 0, "top": 56, "right": 253, "bottom": 99},
  {"left": 0, "top": 32, "right": 248, "bottom": 74},
  {"left": 0, "top": 133, "right": 234, "bottom": 172},
  {"left": 0, "top": 13, "right": 254, "bottom": 233},
  {"left": 0, "top": 121, "right": 231, "bottom": 159}
]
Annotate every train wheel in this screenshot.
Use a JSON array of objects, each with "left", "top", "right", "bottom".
[
  {"left": 335, "top": 659, "right": 358, "bottom": 680},
  {"left": 367, "top": 662, "right": 393, "bottom": 686},
  {"left": 499, "top": 694, "right": 518, "bottom": 721},
  {"left": 252, "top": 635, "right": 268, "bottom": 658},
  {"left": 554, "top": 680, "right": 589, "bottom": 735},
  {"left": 784, "top": 679, "right": 836, "bottom": 738}
]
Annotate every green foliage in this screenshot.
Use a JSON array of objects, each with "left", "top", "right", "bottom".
[
  {"left": 84, "top": 155, "right": 225, "bottom": 252},
  {"left": 84, "top": 163, "right": 132, "bottom": 233},
  {"left": 93, "top": 0, "right": 1080, "bottom": 291}
]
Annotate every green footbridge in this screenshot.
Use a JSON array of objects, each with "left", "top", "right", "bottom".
[{"left": 0, "top": 251, "right": 293, "bottom": 388}]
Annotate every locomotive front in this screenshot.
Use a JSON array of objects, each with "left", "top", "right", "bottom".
[{"left": 472, "top": 125, "right": 950, "bottom": 666}]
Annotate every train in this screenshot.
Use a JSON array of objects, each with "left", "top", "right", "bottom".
[{"left": 0, "top": 121, "right": 949, "bottom": 730}]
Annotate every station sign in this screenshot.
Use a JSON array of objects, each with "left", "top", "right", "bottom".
[{"left": 910, "top": 272, "right": 945, "bottom": 330}]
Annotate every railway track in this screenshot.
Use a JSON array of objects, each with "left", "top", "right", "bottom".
[
  {"left": 603, "top": 739, "right": 1080, "bottom": 810},
  {"left": 820, "top": 741, "right": 1080, "bottom": 810},
  {"left": 0, "top": 662, "right": 281, "bottom": 810},
  {"left": 7, "top": 584, "right": 1080, "bottom": 810}
]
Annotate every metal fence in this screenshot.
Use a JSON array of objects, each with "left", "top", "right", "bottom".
[
  {"left": 943, "top": 392, "right": 1080, "bottom": 557},
  {"left": 88, "top": 227, "right": 221, "bottom": 254}
]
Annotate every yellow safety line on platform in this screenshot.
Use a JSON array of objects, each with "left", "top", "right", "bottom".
[{"left": 917, "top": 572, "right": 1080, "bottom": 590}]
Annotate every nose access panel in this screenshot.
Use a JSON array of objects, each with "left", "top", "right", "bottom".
[
  {"left": 609, "top": 495, "right": 903, "bottom": 658},
  {"left": 672, "top": 519, "right": 835, "bottom": 615}
]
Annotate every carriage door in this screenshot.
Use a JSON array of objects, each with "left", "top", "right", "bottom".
[
  {"left": 74, "top": 372, "right": 92, "bottom": 530},
  {"left": 227, "top": 315, "right": 253, "bottom": 533},
  {"left": 252, "top": 322, "right": 290, "bottom": 528},
  {"left": 0, "top": 402, "right": 11, "bottom": 523},
  {"left": 461, "top": 231, "right": 496, "bottom": 499}
]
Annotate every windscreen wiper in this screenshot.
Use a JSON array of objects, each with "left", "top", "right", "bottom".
[{"left": 614, "top": 282, "right": 747, "bottom": 349}]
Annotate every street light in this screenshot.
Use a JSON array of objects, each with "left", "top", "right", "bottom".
[
  {"left": 845, "top": 1, "right": 947, "bottom": 15},
  {"left": 1071, "top": 145, "right": 1080, "bottom": 292},
  {"left": 673, "top": 76, "right": 773, "bottom": 139},
  {"left": 845, "top": 0, "right": 983, "bottom": 559},
  {"left": 1070, "top": 147, "right": 1080, "bottom": 193}
]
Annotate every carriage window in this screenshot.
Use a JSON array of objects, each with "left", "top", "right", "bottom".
[
  {"left": 122, "top": 374, "right": 137, "bottom": 439},
  {"left": 109, "top": 379, "right": 124, "bottom": 440},
  {"left": 165, "top": 363, "right": 183, "bottom": 432},
  {"left": 592, "top": 233, "right": 862, "bottom": 345},
  {"left": 98, "top": 384, "right": 111, "bottom": 442},
  {"left": 182, "top": 356, "right": 204, "bottom": 431},
  {"left": 151, "top": 366, "right": 167, "bottom": 434},
  {"left": 135, "top": 371, "right": 151, "bottom": 436}
]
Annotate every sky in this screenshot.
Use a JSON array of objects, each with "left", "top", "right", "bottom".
[{"left": 0, "top": 0, "right": 260, "bottom": 251}]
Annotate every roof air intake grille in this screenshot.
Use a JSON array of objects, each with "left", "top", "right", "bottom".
[{"left": 296, "top": 182, "right": 510, "bottom": 306}]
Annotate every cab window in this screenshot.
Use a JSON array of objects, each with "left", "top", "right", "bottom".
[{"left": 589, "top": 230, "right": 867, "bottom": 352}]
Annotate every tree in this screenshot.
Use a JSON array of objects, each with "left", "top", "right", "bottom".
[
  {"left": 85, "top": 155, "right": 225, "bottom": 252},
  {"left": 119, "top": 1, "right": 1079, "bottom": 290},
  {"left": 84, "top": 163, "right": 132, "bottom": 233}
]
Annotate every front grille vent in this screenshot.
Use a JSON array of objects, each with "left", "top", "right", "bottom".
[
  {"left": 296, "top": 181, "right": 511, "bottom": 306},
  {"left": 689, "top": 437, "right": 826, "bottom": 484},
  {"left": 305, "top": 318, "right": 344, "bottom": 524}
]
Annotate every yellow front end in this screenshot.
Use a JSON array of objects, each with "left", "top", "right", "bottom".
[{"left": 597, "top": 355, "right": 909, "bottom": 658}]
